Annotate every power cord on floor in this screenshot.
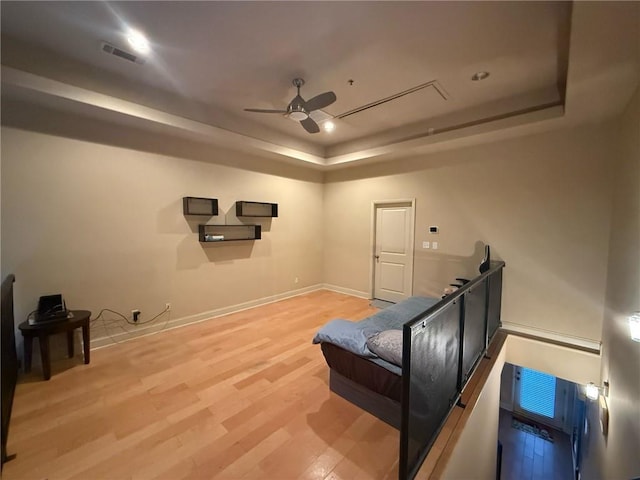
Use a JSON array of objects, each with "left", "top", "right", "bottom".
[
  {"left": 91, "top": 305, "right": 170, "bottom": 325},
  {"left": 90, "top": 305, "right": 172, "bottom": 344}
]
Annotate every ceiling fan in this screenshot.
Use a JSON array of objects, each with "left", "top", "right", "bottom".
[{"left": 244, "top": 78, "right": 336, "bottom": 134}]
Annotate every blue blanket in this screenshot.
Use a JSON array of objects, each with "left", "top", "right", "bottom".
[{"left": 313, "top": 296, "right": 439, "bottom": 374}]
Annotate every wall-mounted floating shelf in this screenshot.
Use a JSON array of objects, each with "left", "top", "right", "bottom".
[
  {"left": 183, "top": 197, "right": 218, "bottom": 216},
  {"left": 198, "top": 224, "right": 261, "bottom": 242},
  {"left": 235, "top": 201, "right": 278, "bottom": 218}
]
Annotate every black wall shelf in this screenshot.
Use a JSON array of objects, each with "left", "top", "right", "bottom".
[
  {"left": 183, "top": 197, "right": 219, "bottom": 216},
  {"left": 199, "top": 224, "right": 261, "bottom": 242},
  {"left": 235, "top": 201, "right": 278, "bottom": 218}
]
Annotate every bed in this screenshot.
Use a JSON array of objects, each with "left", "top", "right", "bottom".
[
  {"left": 1, "top": 274, "right": 18, "bottom": 467},
  {"left": 313, "top": 254, "right": 505, "bottom": 480},
  {"left": 313, "top": 296, "right": 438, "bottom": 427}
]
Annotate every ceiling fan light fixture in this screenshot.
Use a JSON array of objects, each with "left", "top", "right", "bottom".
[{"left": 288, "top": 110, "right": 308, "bottom": 121}]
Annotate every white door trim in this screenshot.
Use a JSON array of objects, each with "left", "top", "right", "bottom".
[{"left": 369, "top": 198, "right": 416, "bottom": 300}]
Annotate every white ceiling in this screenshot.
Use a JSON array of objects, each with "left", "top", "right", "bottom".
[{"left": 1, "top": 1, "right": 638, "bottom": 169}]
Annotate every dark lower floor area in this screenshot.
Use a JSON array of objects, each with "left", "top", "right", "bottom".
[{"left": 499, "top": 408, "right": 574, "bottom": 480}]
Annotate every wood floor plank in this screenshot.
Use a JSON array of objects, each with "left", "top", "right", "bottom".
[{"left": 3, "top": 291, "right": 397, "bottom": 480}]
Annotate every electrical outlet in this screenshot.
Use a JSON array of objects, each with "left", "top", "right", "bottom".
[
  {"left": 165, "top": 303, "right": 171, "bottom": 311},
  {"left": 294, "top": 277, "right": 299, "bottom": 284},
  {"left": 132, "top": 309, "right": 141, "bottom": 322}
]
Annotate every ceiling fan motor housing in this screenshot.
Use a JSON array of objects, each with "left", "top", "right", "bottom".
[{"left": 288, "top": 95, "right": 309, "bottom": 120}]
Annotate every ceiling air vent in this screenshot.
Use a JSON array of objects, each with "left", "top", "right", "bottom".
[
  {"left": 335, "top": 80, "right": 448, "bottom": 120},
  {"left": 100, "top": 42, "right": 145, "bottom": 65}
]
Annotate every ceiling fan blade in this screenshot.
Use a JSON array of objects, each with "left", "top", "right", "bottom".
[
  {"left": 244, "top": 108, "right": 288, "bottom": 114},
  {"left": 305, "top": 91, "right": 337, "bottom": 112},
  {"left": 300, "top": 117, "right": 320, "bottom": 134}
]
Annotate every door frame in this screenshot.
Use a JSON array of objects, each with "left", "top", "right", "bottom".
[{"left": 369, "top": 199, "right": 416, "bottom": 300}]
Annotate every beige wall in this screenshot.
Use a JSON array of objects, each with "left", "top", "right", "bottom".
[
  {"left": 324, "top": 124, "right": 614, "bottom": 342},
  {"left": 1, "top": 127, "right": 324, "bottom": 343},
  {"left": 582, "top": 87, "right": 640, "bottom": 479},
  {"left": 440, "top": 344, "right": 505, "bottom": 480},
  {"left": 0, "top": 116, "right": 617, "bottom": 350}
]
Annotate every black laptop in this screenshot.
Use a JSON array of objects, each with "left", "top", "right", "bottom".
[{"left": 32, "top": 294, "right": 68, "bottom": 324}]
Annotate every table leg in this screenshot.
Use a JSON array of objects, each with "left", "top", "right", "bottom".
[
  {"left": 82, "top": 325, "right": 90, "bottom": 364},
  {"left": 67, "top": 330, "right": 75, "bottom": 358},
  {"left": 39, "top": 334, "right": 51, "bottom": 381},
  {"left": 23, "top": 335, "right": 33, "bottom": 373}
]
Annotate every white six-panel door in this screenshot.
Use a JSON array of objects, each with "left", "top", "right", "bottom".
[{"left": 373, "top": 202, "right": 414, "bottom": 303}]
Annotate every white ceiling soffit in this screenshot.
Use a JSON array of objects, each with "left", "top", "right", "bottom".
[
  {"left": 325, "top": 104, "right": 565, "bottom": 168},
  {"left": 1, "top": 65, "right": 565, "bottom": 168},
  {"left": 0, "top": 66, "right": 326, "bottom": 166}
]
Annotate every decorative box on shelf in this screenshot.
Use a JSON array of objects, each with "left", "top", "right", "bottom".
[
  {"left": 198, "top": 224, "right": 261, "bottom": 242},
  {"left": 183, "top": 197, "right": 219, "bottom": 216},
  {"left": 235, "top": 201, "right": 278, "bottom": 218}
]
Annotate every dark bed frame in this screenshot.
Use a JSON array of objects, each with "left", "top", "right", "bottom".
[
  {"left": 1, "top": 274, "right": 18, "bottom": 467},
  {"left": 326, "top": 260, "right": 505, "bottom": 480}
]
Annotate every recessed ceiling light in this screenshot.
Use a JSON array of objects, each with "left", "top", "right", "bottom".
[
  {"left": 323, "top": 120, "right": 336, "bottom": 133},
  {"left": 127, "top": 29, "right": 150, "bottom": 54},
  {"left": 471, "top": 71, "right": 490, "bottom": 81}
]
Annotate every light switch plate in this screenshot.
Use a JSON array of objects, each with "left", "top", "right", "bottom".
[{"left": 422, "top": 241, "right": 430, "bottom": 249}]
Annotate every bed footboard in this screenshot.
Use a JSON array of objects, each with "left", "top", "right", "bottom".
[
  {"left": 1, "top": 274, "right": 17, "bottom": 467},
  {"left": 330, "top": 370, "right": 401, "bottom": 429}
]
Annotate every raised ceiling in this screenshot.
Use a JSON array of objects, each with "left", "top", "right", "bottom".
[{"left": 1, "top": 2, "right": 638, "bottom": 168}]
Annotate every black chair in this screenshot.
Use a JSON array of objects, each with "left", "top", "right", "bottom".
[{"left": 1, "top": 274, "right": 18, "bottom": 467}]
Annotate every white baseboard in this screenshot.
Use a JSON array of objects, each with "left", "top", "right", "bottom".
[
  {"left": 90, "top": 284, "right": 324, "bottom": 349},
  {"left": 321, "top": 283, "right": 370, "bottom": 299},
  {"left": 501, "top": 321, "right": 601, "bottom": 353}
]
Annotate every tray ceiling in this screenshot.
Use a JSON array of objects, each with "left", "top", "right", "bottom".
[{"left": 1, "top": 1, "right": 637, "bottom": 168}]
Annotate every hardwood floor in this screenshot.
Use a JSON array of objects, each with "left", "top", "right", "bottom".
[
  {"left": 4, "top": 290, "right": 408, "bottom": 480},
  {"left": 498, "top": 409, "right": 574, "bottom": 480}
]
